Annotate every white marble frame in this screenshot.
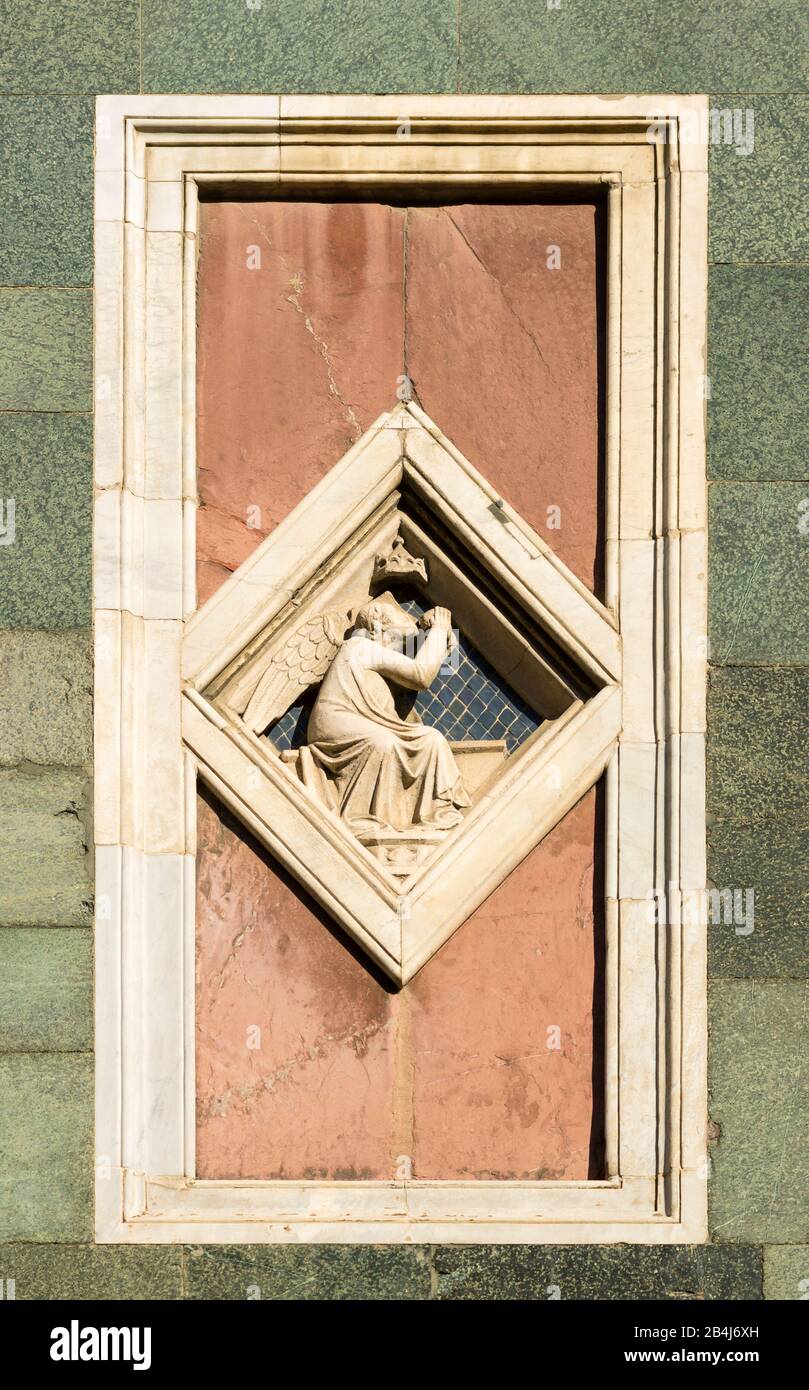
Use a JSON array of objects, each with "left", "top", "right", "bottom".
[{"left": 93, "top": 95, "right": 708, "bottom": 1243}]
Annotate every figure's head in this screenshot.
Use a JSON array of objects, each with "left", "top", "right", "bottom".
[{"left": 354, "top": 593, "right": 419, "bottom": 648}]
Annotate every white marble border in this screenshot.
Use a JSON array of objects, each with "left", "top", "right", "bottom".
[{"left": 93, "top": 95, "right": 708, "bottom": 1243}]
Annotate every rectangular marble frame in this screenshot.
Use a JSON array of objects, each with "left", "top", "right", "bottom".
[{"left": 93, "top": 95, "right": 708, "bottom": 1244}]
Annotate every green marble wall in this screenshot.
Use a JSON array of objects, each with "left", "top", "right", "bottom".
[{"left": 0, "top": 0, "right": 806, "bottom": 1300}]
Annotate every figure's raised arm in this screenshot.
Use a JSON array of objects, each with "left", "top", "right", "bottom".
[{"left": 369, "top": 608, "right": 452, "bottom": 691}]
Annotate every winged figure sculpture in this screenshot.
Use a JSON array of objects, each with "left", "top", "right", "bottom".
[{"left": 242, "top": 609, "right": 352, "bottom": 733}]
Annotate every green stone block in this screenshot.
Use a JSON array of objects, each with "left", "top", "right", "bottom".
[
  {"left": 708, "top": 267, "right": 809, "bottom": 481},
  {"left": 709, "top": 981, "right": 809, "bottom": 1243},
  {"left": 0, "top": 1245, "right": 183, "bottom": 1301},
  {"left": 0, "top": 415, "right": 92, "bottom": 628},
  {"left": 0, "top": 99, "right": 93, "bottom": 286},
  {"left": 0, "top": 1053, "right": 92, "bottom": 1242},
  {"left": 0, "top": 929, "right": 92, "bottom": 1052},
  {"left": 709, "top": 96, "right": 809, "bottom": 264},
  {"left": 708, "top": 821, "right": 809, "bottom": 978},
  {"left": 459, "top": 3, "right": 809, "bottom": 95},
  {"left": 0, "top": 631, "right": 92, "bottom": 766},
  {"left": 0, "top": 290, "right": 91, "bottom": 411},
  {"left": 763, "top": 1245, "right": 809, "bottom": 1300},
  {"left": 142, "top": 0, "right": 457, "bottom": 94},
  {"left": 709, "top": 483, "right": 809, "bottom": 664},
  {"left": 707, "top": 668, "right": 809, "bottom": 823},
  {"left": 0, "top": 769, "right": 91, "bottom": 926},
  {"left": 0, "top": 1, "right": 139, "bottom": 95},
  {"left": 184, "top": 1244, "right": 432, "bottom": 1300},
  {"left": 432, "top": 1245, "right": 762, "bottom": 1300}
]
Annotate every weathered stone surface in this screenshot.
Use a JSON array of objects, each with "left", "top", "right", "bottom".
[
  {"left": 0, "top": 769, "right": 91, "bottom": 926},
  {"left": 196, "top": 786, "right": 603, "bottom": 1183},
  {"left": 707, "top": 668, "right": 809, "bottom": 823},
  {"left": 709, "top": 95, "right": 809, "bottom": 264},
  {"left": 0, "top": 1244, "right": 183, "bottom": 1301},
  {"left": 184, "top": 1244, "right": 431, "bottom": 1300},
  {"left": 196, "top": 199, "right": 404, "bottom": 604},
  {"left": 0, "top": 929, "right": 92, "bottom": 1052},
  {"left": 708, "top": 821, "right": 809, "bottom": 978},
  {"left": 763, "top": 1245, "right": 809, "bottom": 1301},
  {"left": 0, "top": 289, "right": 91, "bottom": 410},
  {"left": 0, "top": 1, "right": 139, "bottom": 95},
  {"left": 409, "top": 788, "right": 603, "bottom": 1179},
  {"left": 709, "top": 483, "right": 809, "bottom": 664},
  {"left": 432, "top": 1244, "right": 763, "bottom": 1300},
  {"left": 195, "top": 788, "right": 397, "bottom": 1181},
  {"left": 406, "top": 202, "right": 602, "bottom": 592},
  {"left": 0, "top": 415, "right": 92, "bottom": 629},
  {"left": 460, "top": 3, "right": 808, "bottom": 95},
  {"left": 0, "top": 1054, "right": 92, "bottom": 1241},
  {"left": 0, "top": 631, "right": 92, "bottom": 766},
  {"left": 706, "top": 669, "right": 809, "bottom": 978},
  {"left": 0, "top": 98, "right": 93, "bottom": 286},
  {"left": 709, "top": 981, "right": 809, "bottom": 1243},
  {"left": 143, "top": 0, "right": 457, "bottom": 94},
  {"left": 708, "top": 267, "right": 809, "bottom": 481},
  {"left": 195, "top": 198, "right": 603, "bottom": 602}
]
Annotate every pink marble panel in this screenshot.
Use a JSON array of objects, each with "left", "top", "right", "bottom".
[
  {"left": 407, "top": 202, "right": 603, "bottom": 593},
  {"left": 194, "top": 198, "right": 605, "bottom": 1181},
  {"left": 196, "top": 200, "right": 405, "bottom": 605}
]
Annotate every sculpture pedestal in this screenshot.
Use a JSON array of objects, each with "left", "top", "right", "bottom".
[
  {"left": 280, "top": 737, "right": 508, "bottom": 881},
  {"left": 449, "top": 739, "right": 507, "bottom": 797},
  {"left": 356, "top": 827, "right": 448, "bottom": 881}
]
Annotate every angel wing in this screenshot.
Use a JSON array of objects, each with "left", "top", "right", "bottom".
[{"left": 242, "top": 609, "right": 350, "bottom": 734}]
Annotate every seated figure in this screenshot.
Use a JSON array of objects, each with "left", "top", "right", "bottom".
[{"left": 298, "top": 595, "right": 471, "bottom": 837}]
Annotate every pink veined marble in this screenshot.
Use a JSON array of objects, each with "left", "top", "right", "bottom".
[{"left": 194, "top": 197, "right": 605, "bottom": 1181}]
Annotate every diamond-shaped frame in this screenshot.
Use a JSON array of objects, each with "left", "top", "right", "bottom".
[{"left": 181, "top": 403, "right": 622, "bottom": 984}]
